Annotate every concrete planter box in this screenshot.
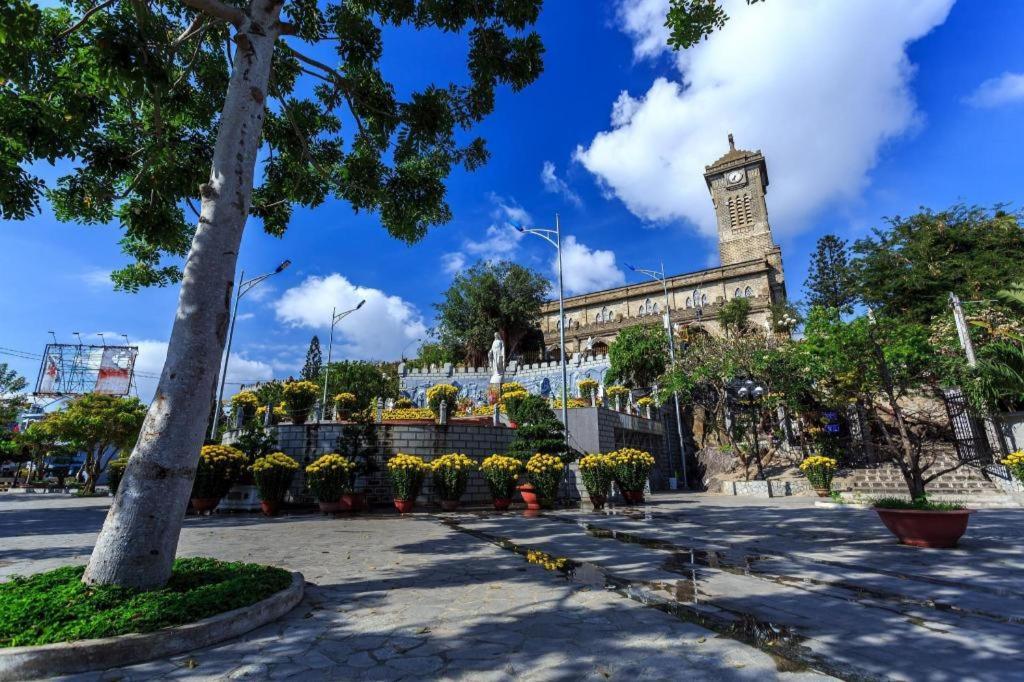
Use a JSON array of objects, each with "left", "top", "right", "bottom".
[
  {"left": 722, "top": 479, "right": 811, "bottom": 497},
  {"left": 217, "top": 483, "right": 261, "bottom": 512}
]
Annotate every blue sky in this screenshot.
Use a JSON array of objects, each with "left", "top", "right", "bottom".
[{"left": 2, "top": 0, "right": 1023, "bottom": 402}]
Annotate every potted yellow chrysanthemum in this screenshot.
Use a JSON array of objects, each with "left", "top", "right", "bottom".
[
  {"left": 523, "top": 453, "right": 565, "bottom": 510},
  {"left": 306, "top": 454, "right": 356, "bottom": 514},
  {"left": 607, "top": 448, "right": 655, "bottom": 504},
  {"left": 579, "top": 454, "right": 614, "bottom": 510},
  {"left": 481, "top": 455, "right": 522, "bottom": 510},
  {"left": 431, "top": 453, "right": 476, "bottom": 511},
  {"left": 190, "top": 445, "right": 247, "bottom": 514},
  {"left": 252, "top": 452, "right": 299, "bottom": 516},
  {"left": 387, "top": 453, "right": 428, "bottom": 513},
  {"left": 800, "top": 455, "right": 838, "bottom": 497}
]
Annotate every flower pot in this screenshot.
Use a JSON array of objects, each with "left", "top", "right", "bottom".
[
  {"left": 589, "top": 494, "right": 607, "bottom": 511},
  {"left": 814, "top": 487, "right": 831, "bottom": 498},
  {"left": 508, "top": 421, "right": 518, "bottom": 429},
  {"left": 394, "top": 499, "right": 415, "bottom": 514},
  {"left": 517, "top": 484, "right": 541, "bottom": 511},
  {"left": 493, "top": 497, "right": 512, "bottom": 511},
  {"left": 319, "top": 500, "right": 345, "bottom": 514},
  {"left": 190, "top": 497, "right": 221, "bottom": 514},
  {"left": 290, "top": 412, "right": 308, "bottom": 425},
  {"left": 875, "top": 508, "right": 973, "bottom": 548},
  {"left": 440, "top": 499, "right": 460, "bottom": 512},
  {"left": 621, "top": 489, "right": 645, "bottom": 505},
  {"left": 260, "top": 500, "right": 281, "bottom": 517},
  {"left": 340, "top": 492, "right": 366, "bottom": 512}
]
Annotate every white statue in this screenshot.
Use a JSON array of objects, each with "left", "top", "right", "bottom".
[
  {"left": 582, "top": 336, "right": 595, "bottom": 353},
  {"left": 488, "top": 332, "right": 506, "bottom": 380}
]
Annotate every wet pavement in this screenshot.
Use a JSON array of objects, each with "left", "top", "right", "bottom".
[
  {"left": 1, "top": 493, "right": 830, "bottom": 681},
  {"left": 447, "top": 495, "right": 1024, "bottom": 681}
]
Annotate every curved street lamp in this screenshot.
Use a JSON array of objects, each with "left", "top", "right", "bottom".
[
  {"left": 320, "top": 300, "right": 366, "bottom": 421},
  {"left": 729, "top": 377, "right": 768, "bottom": 480},
  {"left": 210, "top": 259, "right": 291, "bottom": 439}
]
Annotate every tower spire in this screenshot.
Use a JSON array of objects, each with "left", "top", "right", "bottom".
[{"left": 727, "top": 133, "right": 735, "bottom": 151}]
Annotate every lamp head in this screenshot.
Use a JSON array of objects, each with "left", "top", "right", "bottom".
[
  {"left": 511, "top": 223, "right": 525, "bottom": 233},
  {"left": 625, "top": 263, "right": 636, "bottom": 272},
  {"left": 356, "top": 299, "right": 366, "bottom": 310}
]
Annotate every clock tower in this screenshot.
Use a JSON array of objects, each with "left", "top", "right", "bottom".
[{"left": 704, "top": 134, "right": 777, "bottom": 267}]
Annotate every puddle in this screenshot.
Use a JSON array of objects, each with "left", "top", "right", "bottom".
[{"left": 440, "top": 518, "right": 835, "bottom": 678}]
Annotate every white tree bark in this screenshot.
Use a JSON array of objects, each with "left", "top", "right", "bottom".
[{"left": 84, "top": 0, "right": 282, "bottom": 589}]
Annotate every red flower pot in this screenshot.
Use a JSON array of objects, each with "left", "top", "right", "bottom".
[
  {"left": 346, "top": 492, "right": 368, "bottom": 511},
  {"left": 319, "top": 500, "right": 344, "bottom": 514},
  {"left": 621, "top": 490, "right": 645, "bottom": 505},
  {"left": 394, "top": 499, "right": 415, "bottom": 514},
  {"left": 440, "top": 499, "right": 460, "bottom": 512},
  {"left": 589, "top": 494, "right": 607, "bottom": 511},
  {"left": 508, "top": 421, "right": 518, "bottom": 429},
  {"left": 518, "top": 484, "right": 541, "bottom": 511},
  {"left": 875, "top": 508, "right": 974, "bottom": 548},
  {"left": 190, "top": 497, "right": 220, "bottom": 515},
  {"left": 493, "top": 497, "right": 512, "bottom": 511},
  {"left": 260, "top": 500, "right": 281, "bottom": 517}
]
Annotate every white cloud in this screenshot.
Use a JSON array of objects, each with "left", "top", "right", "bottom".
[
  {"left": 576, "top": 0, "right": 954, "bottom": 237},
  {"left": 540, "top": 161, "right": 582, "bottom": 207},
  {"left": 441, "top": 252, "right": 467, "bottom": 275},
  {"left": 964, "top": 72, "right": 1024, "bottom": 108},
  {"left": 131, "top": 339, "right": 273, "bottom": 403},
  {"left": 235, "top": 312, "right": 256, "bottom": 322},
  {"left": 81, "top": 269, "right": 112, "bottom": 289},
  {"left": 273, "top": 274, "right": 427, "bottom": 361},
  {"left": 441, "top": 195, "right": 529, "bottom": 271},
  {"left": 557, "top": 236, "right": 626, "bottom": 295}
]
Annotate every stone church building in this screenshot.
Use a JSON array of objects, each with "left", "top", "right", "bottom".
[{"left": 539, "top": 135, "right": 787, "bottom": 357}]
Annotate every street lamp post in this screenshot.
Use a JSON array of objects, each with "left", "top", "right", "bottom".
[
  {"left": 513, "top": 215, "right": 569, "bottom": 447},
  {"left": 731, "top": 378, "right": 768, "bottom": 480},
  {"left": 401, "top": 338, "right": 422, "bottom": 362},
  {"left": 320, "top": 300, "right": 366, "bottom": 421},
  {"left": 210, "top": 259, "right": 292, "bottom": 439},
  {"left": 626, "top": 261, "right": 690, "bottom": 490}
]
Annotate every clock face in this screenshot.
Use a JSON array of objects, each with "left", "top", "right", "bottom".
[{"left": 726, "top": 170, "right": 744, "bottom": 184}]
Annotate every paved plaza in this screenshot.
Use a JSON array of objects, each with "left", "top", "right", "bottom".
[{"left": 2, "top": 494, "right": 1023, "bottom": 681}]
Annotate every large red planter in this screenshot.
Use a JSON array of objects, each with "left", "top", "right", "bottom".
[
  {"left": 341, "top": 492, "right": 367, "bottom": 512},
  {"left": 621, "top": 490, "right": 645, "bottom": 505},
  {"left": 190, "top": 497, "right": 221, "bottom": 515},
  {"left": 260, "top": 500, "right": 281, "bottom": 517},
  {"left": 517, "top": 484, "right": 542, "bottom": 511},
  {"left": 875, "top": 508, "right": 973, "bottom": 548},
  {"left": 394, "top": 499, "right": 415, "bottom": 514},
  {"left": 589, "top": 494, "right": 607, "bottom": 511},
  {"left": 493, "top": 497, "right": 512, "bottom": 511}
]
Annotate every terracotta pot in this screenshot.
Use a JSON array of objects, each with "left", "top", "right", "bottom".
[
  {"left": 340, "top": 492, "right": 366, "bottom": 512},
  {"left": 291, "top": 413, "right": 308, "bottom": 425},
  {"left": 621, "top": 489, "right": 645, "bottom": 505},
  {"left": 394, "top": 499, "right": 415, "bottom": 514},
  {"left": 493, "top": 497, "right": 512, "bottom": 511},
  {"left": 875, "top": 508, "right": 973, "bottom": 548},
  {"left": 518, "top": 484, "right": 542, "bottom": 511},
  {"left": 190, "top": 497, "right": 220, "bottom": 514},
  {"left": 814, "top": 487, "right": 831, "bottom": 498},
  {"left": 440, "top": 499, "right": 460, "bottom": 512},
  {"left": 589, "top": 494, "right": 607, "bottom": 510},
  {"left": 319, "top": 500, "right": 344, "bottom": 514},
  {"left": 260, "top": 500, "right": 281, "bottom": 517},
  {"left": 508, "top": 421, "right": 518, "bottom": 429}
]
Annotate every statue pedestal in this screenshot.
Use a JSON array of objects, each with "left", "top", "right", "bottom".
[{"left": 488, "top": 375, "right": 503, "bottom": 405}]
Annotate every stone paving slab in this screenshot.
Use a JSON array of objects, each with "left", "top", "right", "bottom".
[
  {"left": 449, "top": 497, "right": 1024, "bottom": 682},
  {"left": 0, "top": 494, "right": 829, "bottom": 681}
]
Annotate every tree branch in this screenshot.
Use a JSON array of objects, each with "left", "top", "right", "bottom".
[
  {"left": 57, "top": 0, "right": 117, "bottom": 40},
  {"left": 172, "top": 15, "right": 207, "bottom": 47},
  {"left": 279, "top": 43, "right": 369, "bottom": 136},
  {"left": 180, "top": 0, "right": 244, "bottom": 27}
]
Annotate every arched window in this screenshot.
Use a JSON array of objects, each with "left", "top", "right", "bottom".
[
  {"left": 652, "top": 302, "right": 660, "bottom": 315},
  {"left": 692, "top": 289, "right": 701, "bottom": 307},
  {"left": 734, "top": 287, "right": 742, "bottom": 298},
  {"left": 744, "top": 286, "right": 754, "bottom": 298},
  {"left": 685, "top": 297, "right": 692, "bottom": 309},
  {"left": 701, "top": 293, "right": 708, "bottom": 306},
  {"left": 597, "top": 306, "right": 613, "bottom": 323}
]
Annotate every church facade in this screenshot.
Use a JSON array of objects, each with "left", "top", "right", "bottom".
[{"left": 539, "top": 135, "right": 787, "bottom": 357}]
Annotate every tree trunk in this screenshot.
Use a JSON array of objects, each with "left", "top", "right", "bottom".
[{"left": 83, "top": 4, "right": 281, "bottom": 589}]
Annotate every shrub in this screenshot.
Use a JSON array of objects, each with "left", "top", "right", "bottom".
[
  {"left": 394, "top": 397, "right": 415, "bottom": 409},
  {"left": 430, "top": 453, "right": 476, "bottom": 502},
  {"left": 799, "top": 455, "right": 838, "bottom": 490},
  {"left": 605, "top": 385, "right": 630, "bottom": 401},
  {"left": 282, "top": 381, "right": 320, "bottom": 425},
  {"left": 1002, "top": 450, "right": 1024, "bottom": 482},
  {"left": 0, "top": 558, "right": 290, "bottom": 648},
  {"left": 252, "top": 452, "right": 299, "bottom": 503},
  {"left": 607, "top": 448, "right": 655, "bottom": 493},
  {"left": 191, "top": 445, "right": 247, "bottom": 499},
  {"left": 500, "top": 382, "right": 526, "bottom": 397},
  {"left": 426, "top": 384, "right": 459, "bottom": 416},
  {"left": 525, "top": 453, "right": 565, "bottom": 505},
  {"left": 578, "top": 454, "right": 613, "bottom": 498},
  {"left": 578, "top": 379, "right": 599, "bottom": 400},
  {"left": 230, "top": 390, "right": 260, "bottom": 414},
  {"left": 106, "top": 457, "right": 129, "bottom": 495},
  {"left": 305, "top": 454, "right": 356, "bottom": 502},
  {"left": 387, "top": 453, "right": 428, "bottom": 501},
  {"left": 481, "top": 454, "right": 521, "bottom": 500},
  {"left": 333, "top": 392, "right": 356, "bottom": 408},
  {"left": 636, "top": 396, "right": 654, "bottom": 408},
  {"left": 872, "top": 495, "right": 966, "bottom": 511}
]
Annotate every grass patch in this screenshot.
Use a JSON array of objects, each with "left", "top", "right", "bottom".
[
  {"left": 871, "top": 496, "right": 966, "bottom": 511},
  {"left": 0, "top": 557, "right": 291, "bottom": 648}
]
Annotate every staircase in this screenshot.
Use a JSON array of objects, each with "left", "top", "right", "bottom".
[{"left": 835, "top": 460, "right": 1011, "bottom": 501}]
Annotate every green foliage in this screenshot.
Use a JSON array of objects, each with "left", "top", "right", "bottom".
[
  {"left": 434, "top": 260, "right": 549, "bottom": 365},
  {"left": 665, "top": 0, "right": 754, "bottom": 50},
  {"left": 805, "top": 234, "right": 856, "bottom": 314},
  {"left": 281, "top": 380, "right": 319, "bottom": 424},
  {"left": 34, "top": 394, "right": 146, "bottom": 493},
  {"left": 718, "top": 298, "right": 751, "bottom": 337},
  {"left": 232, "top": 424, "right": 278, "bottom": 465},
  {"left": 300, "top": 336, "right": 322, "bottom": 382},
  {"left": 322, "top": 361, "right": 398, "bottom": 411},
  {"left": 871, "top": 496, "right": 966, "bottom": 511},
  {"left": 505, "top": 395, "right": 569, "bottom": 464},
  {"left": 0, "top": 363, "right": 28, "bottom": 426},
  {"left": 106, "top": 457, "right": 128, "bottom": 495},
  {"left": 852, "top": 205, "right": 1024, "bottom": 325},
  {"left": 405, "top": 341, "right": 458, "bottom": 369},
  {"left": 1, "top": 0, "right": 545, "bottom": 288},
  {"left": 0, "top": 558, "right": 291, "bottom": 647},
  {"left": 505, "top": 393, "right": 552, "bottom": 426},
  {"left": 606, "top": 324, "right": 668, "bottom": 388},
  {"left": 426, "top": 383, "right": 459, "bottom": 416}
]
